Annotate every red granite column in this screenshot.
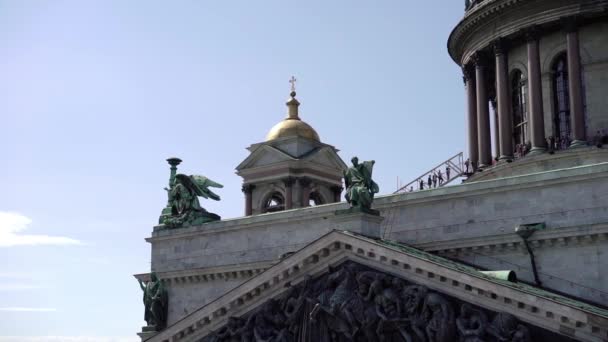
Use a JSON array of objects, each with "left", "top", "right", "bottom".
[
  {"left": 495, "top": 40, "right": 514, "bottom": 161},
  {"left": 331, "top": 185, "right": 343, "bottom": 203},
  {"left": 492, "top": 99, "right": 499, "bottom": 161},
  {"left": 475, "top": 54, "right": 492, "bottom": 168},
  {"left": 565, "top": 21, "right": 587, "bottom": 147},
  {"left": 283, "top": 177, "right": 294, "bottom": 209},
  {"left": 464, "top": 66, "right": 479, "bottom": 170},
  {"left": 242, "top": 184, "right": 255, "bottom": 216},
  {"left": 526, "top": 29, "right": 546, "bottom": 154},
  {"left": 299, "top": 177, "right": 311, "bottom": 207}
]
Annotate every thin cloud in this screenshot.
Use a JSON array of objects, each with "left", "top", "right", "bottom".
[
  {"left": 0, "top": 284, "right": 43, "bottom": 291},
  {"left": 0, "top": 307, "right": 57, "bottom": 312},
  {"left": 0, "top": 212, "right": 81, "bottom": 247}
]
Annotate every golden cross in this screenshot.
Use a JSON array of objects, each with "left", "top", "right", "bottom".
[{"left": 289, "top": 76, "right": 297, "bottom": 92}]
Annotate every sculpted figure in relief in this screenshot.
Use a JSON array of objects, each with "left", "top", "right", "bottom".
[
  {"left": 423, "top": 292, "right": 456, "bottom": 342},
  {"left": 200, "top": 262, "right": 543, "bottom": 342},
  {"left": 343, "top": 157, "right": 379, "bottom": 211},
  {"left": 456, "top": 303, "right": 488, "bottom": 342},
  {"left": 487, "top": 312, "right": 531, "bottom": 342}
]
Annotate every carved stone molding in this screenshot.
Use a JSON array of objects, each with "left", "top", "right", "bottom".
[
  {"left": 448, "top": 0, "right": 608, "bottom": 64},
  {"left": 240, "top": 184, "right": 255, "bottom": 194},
  {"left": 134, "top": 261, "right": 274, "bottom": 286},
  {"left": 523, "top": 25, "right": 541, "bottom": 42},
  {"left": 418, "top": 223, "right": 608, "bottom": 256},
  {"left": 201, "top": 261, "right": 548, "bottom": 342},
  {"left": 298, "top": 177, "right": 312, "bottom": 187},
  {"left": 282, "top": 177, "right": 296, "bottom": 187},
  {"left": 146, "top": 231, "right": 608, "bottom": 342},
  {"left": 473, "top": 52, "right": 489, "bottom": 68},
  {"left": 493, "top": 38, "right": 508, "bottom": 56}
]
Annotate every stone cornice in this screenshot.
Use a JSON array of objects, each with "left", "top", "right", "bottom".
[
  {"left": 448, "top": 0, "right": 608, "bottom": 65},
  {"left": 237, "top": 162, "right": 343, "bottom": 184},
  {"left": 148, "top": 162, "right": 608, "bottom": 242},
  {"left": 418, "top": 222, "right": 608, "bottom": 255},
  {"left": 374, "top": 162, "right": 608, "bottom": 209},
  {"left": 134, "top": 260, "right": 275, "bottom": 285},
  {"left": 146, "top": 231, "right": 608, "bottom": 342},
  {"left": 466, "top": 148, "right": 608, "bottom": 182}
]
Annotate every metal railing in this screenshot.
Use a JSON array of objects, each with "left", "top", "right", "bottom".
[{"left": 394, "top": 152, "right": 465, "bottom": 193}]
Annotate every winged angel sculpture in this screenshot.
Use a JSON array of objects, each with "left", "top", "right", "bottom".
[{"left": 163, "top": 174, "right": 223, "bottom": 228}]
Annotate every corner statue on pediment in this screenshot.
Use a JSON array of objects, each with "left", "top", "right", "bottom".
[
  {"left": 158, "top": 158, "right": 223, "bottom": 228},
  {"left": 343, "top": 156, "right": 379, "bottom": 214},
  {"left": 138, "top": 272, "right": 168, "bottom": 332}
]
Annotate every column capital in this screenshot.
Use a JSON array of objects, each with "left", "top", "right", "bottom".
[
  {"left": 282, "top": 177, "right": 296, "bottom": 187},
  {"left": 330, "top": 185, "right": 343, "bottom": 192},
  {"left": 490, "top": 97, "right": 497, "bottom": 110},
  {"left": 462, "top": 64, "right": 475, "bottom": 83},
  {"left": 473, "top": 52, "right": 488, "bottom": 68},
  {"left": 493, "top": 38, "right": 509, "bottom": 56},
  {"left": 561, "top": 16, "right": 580, "bottom": 33},
  {"left": 524, "top": 26, "right": 541, "bottom": 42},
  {"left": 241, "top": 184, "right": 255, "bottom": 193},
  {"left": 298, "top": 177, "right": 311, "bottom": 187}
]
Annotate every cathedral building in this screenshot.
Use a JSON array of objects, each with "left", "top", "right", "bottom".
[{"left": 135, "top": 1, "right": 608, "bottom": 341}]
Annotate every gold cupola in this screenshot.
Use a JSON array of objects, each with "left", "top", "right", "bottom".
[{"left": 265, "top": 89, "right": 320, "bottom": 142}]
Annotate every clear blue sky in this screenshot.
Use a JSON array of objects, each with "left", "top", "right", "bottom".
[{"left": 0, "top": 1, "right": 465, "bottom": 340}]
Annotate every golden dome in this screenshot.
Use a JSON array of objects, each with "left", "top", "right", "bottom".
[
  {"left": 266, "top": 118, "right": 320, "bottom": 142},
  {"left": 265, "top": 91, "right": 321, "bottom": 142}
]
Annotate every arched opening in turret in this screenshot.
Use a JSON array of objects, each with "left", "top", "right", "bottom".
[
  {"left": 308, "top": 191, "right": 325, "bottom": 207},
  {"left": 263, "top": 192, "right": 285, "bottom": 213}
]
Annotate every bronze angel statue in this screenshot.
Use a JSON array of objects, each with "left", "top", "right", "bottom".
[
  {"left": 343, "top": 157, "right": 379, "bottom": 212},
  {"left": 163, "top": 173, "right": 223, "bottom": 228}
]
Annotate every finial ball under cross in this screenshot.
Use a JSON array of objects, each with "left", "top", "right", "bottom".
[{"left": 289, "top": 76, "right": 297, "bottom": 93}]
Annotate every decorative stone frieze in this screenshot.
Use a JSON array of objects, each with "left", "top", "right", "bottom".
[
  {"left": 448, "top": 0, "right": 608, "bottom": 64},
  {"left": 134, "top": 261, "right": 274, "bottom": 286},
  {"left": 145, "top": 231, "right": 608, "bottom": 342}
]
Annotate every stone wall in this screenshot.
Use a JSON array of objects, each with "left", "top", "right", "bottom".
[
  {"left": 166, "top": 278, "right": 244, "bottom": 325},
  {"left": 148, "top": 162, "right": 608, "bottom": 323}
]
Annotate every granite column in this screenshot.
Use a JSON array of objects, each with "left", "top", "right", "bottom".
[
  {"left": 299, "top": 177, "right": 311, "bottom": 207},
  {"left": 526, "top": 29, "right": 546, "bottom": 154},
  {"left": 283, "top": 178, "right": 295, "bottom": 209},
  {"left": 475, "top": 54, "right": 492, "bottom": 168},
  {"left": 464, "top": 67, "right": 479, "bottom": 170},
  {"left": 331, "top": 185, "right": 343, "bottom": 203},
  {"left": 242, "top": 184, "right": 255, "bottom": 216},
  {"left": 495, "top": 40, "right": 514, "bottom": 161},
  {"left": 565, "top": 22, "right": 587, "bottom": 147}
]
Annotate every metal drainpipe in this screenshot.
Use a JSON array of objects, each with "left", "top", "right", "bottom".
[{"left": 515, "top": 223, "right": 546, "bottom": 287}]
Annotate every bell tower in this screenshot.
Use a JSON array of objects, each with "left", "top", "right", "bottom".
[{"left": 236, "top": 81, "right": 347, "bottom": 215}]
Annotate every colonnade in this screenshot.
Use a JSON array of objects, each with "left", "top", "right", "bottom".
[
  {"left": 242, "top": 178, "right": 343, "bottom": 216},
  {"left": 463, "top": 23, "right": 587, "bottom": 171}
]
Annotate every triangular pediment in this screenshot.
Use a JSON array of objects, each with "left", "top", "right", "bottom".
[
  {"left": 235, "top": 144, "right": 296, "bottom": 171},
  {"left": 302, "top": 145, "right": 348, "bottom": 171},
  {"left": 148, "top": 231, "right": 608, "bottom": 342}
]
